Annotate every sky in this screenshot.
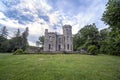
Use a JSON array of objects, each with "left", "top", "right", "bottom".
[{"left": 0, "top": 0, "right": 108, "bottom": 46}]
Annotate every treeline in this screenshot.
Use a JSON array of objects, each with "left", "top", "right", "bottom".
[
  {"left": 73, "top": 0, "right": 120, "bottom": 55},
  {"left": 73, "top": 23, "right": 120, "bottom": 55},
  {"left": 0, "top": 26, "right": 29, "bottom": 52}
]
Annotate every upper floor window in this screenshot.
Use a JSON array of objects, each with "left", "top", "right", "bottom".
[
  {"left": 59, "top": 38, "right": 62, "bottom": 43},
  {"left": 67, "top": 36, "right": 69, "bottom": 41},
  {"left": 49, "top": 36, "right": 52, "bottom": 41}
]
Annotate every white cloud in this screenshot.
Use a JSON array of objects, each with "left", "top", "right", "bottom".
[
  {"left": 0, "top": 12, "right": 6, "bottom": 19},
  {"left": 0, "top": 0, "right": 108, "bottom": 46}
]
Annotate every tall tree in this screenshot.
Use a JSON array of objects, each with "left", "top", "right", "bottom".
[
  {"left": 73, "top": 23, "right": 100, "bottom": 51},
  {"left": 15, "top": 29, "right": 21, "bottom": 37},
  {"left": 99, "top": 28, "right": 110, "bottom": 54},
  {"left": 102, "top": 0, "right": 120, "bottom": 30},
  {"left": 0, "top": 26, "right": 8, "bottom": 38},
  {"left": 102, "top": 0, "right": 120, "bottom": 55},
  {"left": 21, "top": 27, "right": 29, "bottom": 50}
]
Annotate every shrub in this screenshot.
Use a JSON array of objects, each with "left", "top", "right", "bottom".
[
  {"left": 13, "top": 49, "right": 24, "bottom": 55},
  {"left": 87, "top": 45, "right": 98, "bottom": 55},
  {"left": 63, "top": 51, "right": 68, "bottom": 54}
]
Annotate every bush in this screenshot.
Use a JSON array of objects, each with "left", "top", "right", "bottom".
[
  {"left": 63, "top": 51, "right": 68, "bottom": 54},
  {"left": 87, "top": 45, "right": 98, "bottom": 55},
  {"left": 13, "top": 49, "right": 24, "bottom": 55}
]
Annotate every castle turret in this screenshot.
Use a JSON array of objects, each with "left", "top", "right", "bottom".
[
  {"left": 63, "top": 25, "right": 73, "bottom": 51},
  {"left": 44, "top": 29, "right": 48, "bottom": 51}
]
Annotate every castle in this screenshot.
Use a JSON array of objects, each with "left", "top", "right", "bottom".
[{"left": 44, "top": 25, "right": 73, "bottom": 51}]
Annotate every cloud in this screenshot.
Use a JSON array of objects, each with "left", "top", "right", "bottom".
[{"left": 0, "top": 0, "right": 108, "bottom": 46}]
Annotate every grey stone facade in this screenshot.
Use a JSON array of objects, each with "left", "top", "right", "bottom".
[{"left": 44, "top": 25, "right": 73, "bottom": 52}]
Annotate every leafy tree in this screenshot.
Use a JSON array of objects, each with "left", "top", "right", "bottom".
[
  {"left": 9, "top": 36, "right": 23, "bottom": 51},
  {"left": 100, "top": 28, "right": 110, "bottom": 41},
  {"left": 102, "top": 0, "right": 120, "bottom": 55},
  {"left": 73, "top": 34, "right": 82, "bottom": 51},
  {"left": 73, "top": 23, "right": 100, "bottom": 52},
  {"left": 102, "top": 0, "right": 120, "bottom": 30},
  {"left": 99, "top": 28, "right": 110, "bottom": 54},
  {"left": 0, "top": 36, "right": 10, "bottom": 52},
  {"left": 88, "top": 45, "right": 98, "bottom": 55},
  {"left": 36, "top": 41, "right": 40, "bottom": 47},
  {"left": 38, "top": 36, "right": 44, "bottom": 48}
]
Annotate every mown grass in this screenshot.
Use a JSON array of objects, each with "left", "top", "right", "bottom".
[{"left": 0, "top": 53, "right": 120, "bottom": 80}]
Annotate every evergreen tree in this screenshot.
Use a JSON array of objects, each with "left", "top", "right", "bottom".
[
  {"left": 21, "top": 27, "right": 29, "bottom": 50},
  {"left": 0, "top": 26, "right": 8, "bottom": 38}
]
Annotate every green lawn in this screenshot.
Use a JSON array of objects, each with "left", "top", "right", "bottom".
[{"left": 0, "top": 54, "right": 120, "bottom": 80}]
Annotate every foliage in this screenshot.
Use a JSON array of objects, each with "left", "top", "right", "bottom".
[
  {"left": 73, "top": 0, "right": 120, "bottom": 56},
  {"left": 0, "top": 36, "right": 10, "bottom": 52},
  {"left": 9, "top": 36, "right": 23, "bottom": 51},
  {"left": 39, "top": 36, "right": 44, "bottom": 47},
  {"left": 102, "top": 0, "right": 120, "bottom": 55},
  {"left": 13, "top": 49, "right": 24, "bottom": 55},
  {"left": 73, "top": 23, "right": 100, "bottom": 52},
  {"left": 0, "top": 27, "right": 29, "bottom": 53},
  {"left": 87, "top": 45, "right": 98, "bottom": 55},
  {"left": 36, "top": 36, "right": 44, "bottom": 48},
  {"left": 99, "top": 41, "right": 109, "bottom": 54},
  {"left": 102, "top": 0, "right": 120, "bottom": 30}
]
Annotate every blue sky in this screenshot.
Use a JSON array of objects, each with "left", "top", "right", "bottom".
[{"left": 0, "top": 0, "right": 108, "bottom": 46}]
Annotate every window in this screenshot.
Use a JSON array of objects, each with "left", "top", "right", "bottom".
[
  {"left": 67, "top": 36, "right": 69, "bottom": 41},
  {"left": 67, "top": 44, "right": 69, "bottom": 50},
  {"left": 49, "top": 44, "right": 51, "bottom": 50},
  {"left": 66, "top": 29, "right": 69, "bottom": 35},
  {"left": 59, "top": 38, "right": 61, "bottom": 43},
  {"left": 49, "top": 36, "right": 52, "bottom": 41},
  {"left": 58, "top": 45, "right": 61, "bottom": 51}
]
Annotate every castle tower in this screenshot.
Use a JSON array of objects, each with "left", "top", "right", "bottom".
[
  {"left": 44, "top": 29, "right": 48, "bottom": 51},
  {"left": 63, "top": 25, "right": 73, "bottom": 51},
  {"left": 44, "top": 29, "right": 57, "bottom": 51}
]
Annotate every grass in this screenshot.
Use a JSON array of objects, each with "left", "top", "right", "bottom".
[{"left": 0, "top": 53, "right": 120, "bottom": 80}]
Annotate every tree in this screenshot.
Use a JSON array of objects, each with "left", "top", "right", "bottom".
[
  {"left": 15, "top": 29, "right": 21, "bottom": 37},
  {"left": 73, "top": 23, "right": 100, "bottom": 51},
  {"left": 0, "top": 26, "right": 8, "bottom": 38},
  {"left": 36, "top": 41, "right": 40, "bottom": 47},
  {"left": 0, "top": 27, "right": 29, "bottom": 52},
  {"left": 21, "top": 27, "right": 29, "bottom": 50},
  {"left": 0, "top": 36, "right": 10, "bottom": 52},
  {"left": 88, "top": 45, "right": 98, "bottom": 55},
  {"left": 100, "top": 28, "right": 110, "bottom": 41},
  {"left": 39, "top": 36, "right": 44, "bottom": 47},
  {"left": 102, "top": 0, "right": 120, "bottom": 55},
  {"left": 102, "top": 0, "right": 120, "bottom": 30},
  {"left": 99, "top": 28, "right": 110, "bottom": 54}
]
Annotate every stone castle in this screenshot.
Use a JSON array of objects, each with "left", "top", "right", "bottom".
[{"left": 44, "top": 25, "right": 73, "bottom": 51}]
